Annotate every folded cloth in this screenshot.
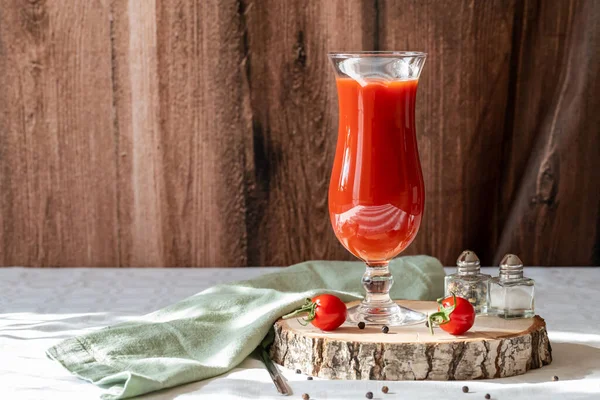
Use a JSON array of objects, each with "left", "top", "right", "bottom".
[{"left": 47, "top": 255, "right": 444, "bottom": 399}]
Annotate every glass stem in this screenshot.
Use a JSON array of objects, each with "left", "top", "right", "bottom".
[
  {"left": 362, "top": 262, "right": 394, "bottom": 305},
  {"left": 347, "top": 261, "right": 425, "bottom": 325}
]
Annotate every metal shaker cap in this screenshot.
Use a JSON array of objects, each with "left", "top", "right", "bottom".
[
  {"left": 457, "top": 250, "right": 480, "bottom": 274},
  {"left": 499, "top": 254, "right": 524, "bottom": 279},
  {"left": 457, "top": 250, "right": 480, "bottom": 265},
  {"left": 500, "top": 254, "right": 523, "bottom": 267}
]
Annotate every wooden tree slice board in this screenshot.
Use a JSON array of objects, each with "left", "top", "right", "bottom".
[{"left": 270, "top": 300, "right": 552, "bottom": 380}]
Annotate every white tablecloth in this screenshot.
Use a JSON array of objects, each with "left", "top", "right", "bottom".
[{"left": 1, "top": 267, "right": 599, "bottom": 399}]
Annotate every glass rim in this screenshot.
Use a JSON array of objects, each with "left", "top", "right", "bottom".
[{"left": 328, "top": 51, "right": 427, "bottom": 58}]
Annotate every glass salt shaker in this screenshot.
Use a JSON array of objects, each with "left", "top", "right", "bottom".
[
  {"left": 488, "top": 254, "right": 535, "bottom": 319},
  {"left": 444, "top": 250, "right": 490, "bottom": 314}
]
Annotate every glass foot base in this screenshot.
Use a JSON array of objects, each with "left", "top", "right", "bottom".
[{"left": 347, "top": 301, "right": 427, "bottom": 326}]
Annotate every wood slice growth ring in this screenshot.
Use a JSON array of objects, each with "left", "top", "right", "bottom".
[{"left": 270, "top": 300, "right": 552, "bottom": 380}]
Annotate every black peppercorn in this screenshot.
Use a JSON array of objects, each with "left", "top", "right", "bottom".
[
  {"left": 307, "top": 376, "right": 313, "bottom": 380},
  {"left": 381, "top": 325, "right": 389, "bottom": 334},
  {"left": 425, "top": 320, "right": 429, "bottom": 328},
  {"left": 485, "top": 394, "right": 491, "bottom": 399},
  {"left": 366, "top": 392, "right": 373, "bottom": 399},
  {"left": 382, "top": 385, "right": 389, "bottom": 394},
  {"left": 296, "top": 369, "right": 301, "bottom": 374},
  {"left": 552, "top": 375, "right": 559, "bottom": 381},
  {"left": 462, "top": 386, "right": 469, "bottom": 393},
  {"left": 302, "top": 394, "right": 310, "bottom": 400},
  {"left": 358, "top": 322, "right": 366, "bottom": 330}
]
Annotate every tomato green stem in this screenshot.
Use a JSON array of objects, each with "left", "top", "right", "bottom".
[
  {"left": 283, "top": 298, "right": 317, "bottom": 325},
  {"left": 428, "top": 292, "right": 457, "bottom": 335}
]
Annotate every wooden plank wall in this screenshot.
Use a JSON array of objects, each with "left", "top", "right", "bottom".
[{"left": 0, "top": 0, "right": 598, "bottom": 267}]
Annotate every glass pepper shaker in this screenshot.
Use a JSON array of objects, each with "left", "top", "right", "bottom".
[
  {"left": 444, "top": 250, "right": 490, "bottom": 314},
  {"left": 488, "top": 254, "right": 535, "bottom": 319}
]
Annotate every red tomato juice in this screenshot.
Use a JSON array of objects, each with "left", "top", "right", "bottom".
[{"left": 329, "top": 78, "right": 424, "bottom": 264}]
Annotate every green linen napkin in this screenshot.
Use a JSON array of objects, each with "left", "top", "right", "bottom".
[{"left": 47, "top": 255, "right": 444, "bottom": 399}]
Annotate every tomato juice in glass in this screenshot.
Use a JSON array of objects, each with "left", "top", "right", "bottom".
[
  {"left": 328, "top": 52, "right": 427, "bottom": 325},
  {"left": 329, "top": 78, "right": 424, "bottom": 265}
]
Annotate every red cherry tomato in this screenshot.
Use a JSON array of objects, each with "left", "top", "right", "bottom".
[
  {"left": 283, "top": 294, "right": 347, "bottom": 331},
  {"left": 310, "top": 294, "right": 348, "bottom": 331},
  {"left": 429, "top": 294, "right": 475, "bottom": 335}
]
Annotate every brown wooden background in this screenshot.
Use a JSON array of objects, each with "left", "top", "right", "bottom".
[{"left": 0, "top": 0, "right": 598, "bottom": 267}]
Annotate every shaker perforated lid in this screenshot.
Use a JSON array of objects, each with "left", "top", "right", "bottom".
[
  {"left": 457, "top": 250, "right": 480, "bottom": 264},
  {"left": 500, "top": 254, "right": 523, "bottom": 267},
  {"left": 499, "top": 254, "right": 524, "bottom": 278},
  {"left": 456, "top": 250, "right": 480, "bottom": 274}
]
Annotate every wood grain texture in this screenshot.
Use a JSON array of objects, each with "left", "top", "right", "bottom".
[
  {"left": 378, "top": 0, "right": 518, "bottom": 265},
  {"left": 112, "top": 0, "right": 256, "bottom": 267},
  {"left": 110, "top": 0, "right": 164, "bottom": 267},
  {"left": 243, "top": 0, "right": 376, "bottom": 265},
  {"left": 494, "top": 0, "right": 600, "bottom": 265},
  {"left": 0, "top": 0, "right": 597, "bottom": 267},
  {"left": 0, "top": 0, "right": 119, "bottom": 266},
  {"left": 270, "top": 301, "right": 552, "bottom": 380}
]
